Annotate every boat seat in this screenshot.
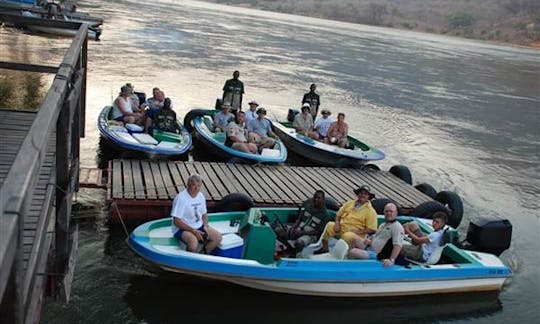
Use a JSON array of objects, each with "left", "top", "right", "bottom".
[
  {"left": 213, "top": 132, "right": 226, "bottom": 143},
  {"left": 405, "top": 244, "right": 448, "bottom": 267},
  {"left": 308, "top": 239, "right": 348, "bottom": 260}
]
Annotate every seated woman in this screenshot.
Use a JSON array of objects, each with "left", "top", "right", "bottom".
[
  {"left": 111, "top": 85, "right": 144, "bottom": 124},
  {"left": 225, "top": 111, "right": 258, "bottom": 153},
  {"left": 152, "top": 98, "right": 180, "bottom": 133}
]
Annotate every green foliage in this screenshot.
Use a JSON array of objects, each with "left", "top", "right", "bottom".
[{"left": 447, "top": 11, "right": 476, "bottom": 29}]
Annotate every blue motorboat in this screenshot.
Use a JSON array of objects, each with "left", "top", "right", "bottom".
[
  {"left": 98, "top": 105, "right": 192, "bottom": 160},
  {"left": 128, "top": 207, "right": 512, "bottom": 297}
]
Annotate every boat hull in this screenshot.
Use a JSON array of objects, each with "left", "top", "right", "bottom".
[
  {"left": 129, "top": 209, "right": 511, "bottom": 297},
  {"left": 273, "top": 121, "right": 385, "bottom": 167},
  {"left": 191, "top": 110, "right": 287, "bottom": 164},
  {"left": 97, "top": 106, "right": 192, "bottom": 160}
]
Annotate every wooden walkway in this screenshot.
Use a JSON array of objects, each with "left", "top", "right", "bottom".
[{"left": 108, "top": 159, "right": 432, "bottom": 221}]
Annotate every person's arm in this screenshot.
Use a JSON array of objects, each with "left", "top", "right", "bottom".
[
  {"left": 115, "top": 97, "right": 134, "bottom": 116},
  {"left": 408, "top": 230, "right": 430, "bottom": 245},
  {"left": 383, "top": 244, "right": 402, "bottom": 267}
]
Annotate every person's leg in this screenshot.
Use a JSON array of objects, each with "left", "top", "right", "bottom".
[
  {"left": 204, "top": 226, "right": 222, "bottom": 254},
  {"left": 180, "top": 231, "right": 200, "bottom": 252}
]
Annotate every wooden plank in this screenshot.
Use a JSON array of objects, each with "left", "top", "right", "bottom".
[
  {"left": 258, "top": 166, "right": 299, "bottom": 203},
  {"left": 112, "top": 160, "right": 123, "bottom": 199},
  {"left": 276, "top": 165, "right": 312, "bottom": 200},
  {"left": 226, "top": 164, "right": 264, "bottom": 202},
  {"left": 148, "top": 161, "right": 168, "bottom": 200},
  {"left": 180, "top": 162, "right": 210, "bottom": 198},
  {"left": 192, "top": 162, "right": 220, "bottom": 200},
  {"left": 131, "top": 161, "right": 146, "bottom": 200},
  {"left": 140, "top": 160, "right": 157, "bottom": 200},
  {"left": 215, "top": 163, "right": 247, "bottom": 195},
  {"left": 246, "top": 165, "right": 284, "bottom": 204},
  {"left": 169, "top": 162, "right": 187, "bottom": 191},
  {"left": 123, "top": 160, "right": 134, "bottom": 199},
  {"left": 158, "top": 160, "right": 177, "bottom": 199}
]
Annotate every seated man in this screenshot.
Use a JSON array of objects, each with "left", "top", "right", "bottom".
[
  {"left": 310, "top": 109, "right": 334, "bottom": 141},
  {"left": 152, "top": 98, "right": 180, "bottom": 133},
  {"left": 225, "top": 111, "right": 258, "bottom": 153},
  {"left": 293, "top": 103, "right": 315, "bottom": 137},
  {"left": 273, "top": 190, "right": 331, "bottom": 255},
  {"left": 319, "top": 185, "right": 377, "bottom": 252},
  {"left": 111, "top": 85, "right": 144, "bottom": 124},
  {"left": 247, "top": 107, "right": 278, "bottom": 151},
  {"left": 325, "top": 112, "right": 349, "bottom": 148},
  {"left": 214, "top": 103, "right": 234, "bottom": 132},
  {"left": 400, "top": 211, "right": 447, "bottom": 262},
  {"left": 348, "top": 203, "right": 404, "bottom": 267}
]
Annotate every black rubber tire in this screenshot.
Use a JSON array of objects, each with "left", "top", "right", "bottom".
[
  {"left": 412, "top": 201, "right": 450, "bottom": 220},
  {"left": 435, "top": 191, "right": 464, "bottom": 228},
  {"left": 183, "top": 109, "right": 210, "bottom": 133},
  {"left": 389, "top": 165, "right": 412, "bottom": 185},
  {"left": 214, "top": 193, "right": 254, "bottom": 212},
  {"left": 371, "top": 198, "right": 399, "bottom": 215},
  {"left": 364, "top": 163, "right": 380, "bottom": 171},
  {"left": 414, "top": 183, "right": 437, "bottom": 199}
]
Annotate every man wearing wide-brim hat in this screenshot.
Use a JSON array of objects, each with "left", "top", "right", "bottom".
[{"left": 317, "top": 184, "right": 377, "bottom": 253}]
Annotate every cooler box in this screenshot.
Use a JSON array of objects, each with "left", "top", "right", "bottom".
[{"left": 211, "top": 233, "right": 243, "bottom": 259}]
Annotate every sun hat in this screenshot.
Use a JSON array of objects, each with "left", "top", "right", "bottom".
[
  {"left": 256, "top": 107, "right": 267, "bottom": 114},
  {"left": 321, "top": 109, "right": 331, "bottom": 115},
  {"left": 248, "top": 100, "right": 259, "bottom": 106},
  {"left": 302, "top": 103, "right": 311, "bottom": 108},
  {"left": 353, "top": 184, "right": 375, "bottom": 199}
]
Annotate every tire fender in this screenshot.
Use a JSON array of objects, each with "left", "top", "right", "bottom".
[
  {"left": 435, "top": 191, "right": 464, "bottom": 228},
  {"left": 364, "top": 163, "right": 380, "bottom": 171},
  {"left": 414, "top": 183, "right": 437, "bottom": 199},
  {"left": 371, "top": 198, "right": 399, "bottom": 215},
  {"left": 214, "top": 193, "right": 254, "bottom": 212},
  {"left": 412, "top": 201, "right": 450, "bottom": 220},
  {"left": 389, "top": 165, "right": 412, "bottom": 185}
]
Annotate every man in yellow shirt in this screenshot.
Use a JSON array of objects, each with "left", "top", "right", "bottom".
[{"left": 319, "top": 185, "right": 378, "bottom": 252}]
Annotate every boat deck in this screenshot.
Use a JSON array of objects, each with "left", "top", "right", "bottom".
[{"left": 107, "top": 159, "right": 432, "bottom": 221}]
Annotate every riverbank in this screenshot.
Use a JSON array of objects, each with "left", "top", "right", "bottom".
[{"left": 203, "top": 0, "right": 540, "bottom": 48}]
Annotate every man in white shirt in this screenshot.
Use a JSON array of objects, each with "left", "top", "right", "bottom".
[
  {"left": 400, "top": 211, "right": 447, "bottom": 262},
  {"left": 245, "top": 100, "right": 259, "bottom": 123},
  {"left": 171, "top": 174, "right": 222, "bottom": 253},
  {"left": 311, "top": 108, "right": 334, "bottom": 141}
]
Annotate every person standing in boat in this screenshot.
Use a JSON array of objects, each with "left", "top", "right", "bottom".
[
  {"left": 348, "top": 202, "right": 404, "bottom": 267},
  {"left": 111, "top": 85, "right": 144, "bottom": 125},
  {"left": 326, "top": 112, "right": 349, "bottom": 148},
  {"left": 318, "top": 185, "right": 378, "bottom": 253},
  {"left": 310, "top": 108, "right": 334, "bottom": 141},
  {"left": 226, "top": 111, "right": 258, "bottom": 154},
  {"left": 222, "top": 70, "right": 244, "bottom": 114},
  {"left": 293, "top": 103, "right": 315, "bottom": 137},
  {"left": 399, "top": 211, "right": 447, "bottom": 262},
  {"left": 171, "top": 174, "right": 222, "bottom": 253},
  {"left": 274, "top": 190, "right": 331, "bottom": 256},
  {"left": 302, "top": 83, "right": 320, "bottom": 121}
]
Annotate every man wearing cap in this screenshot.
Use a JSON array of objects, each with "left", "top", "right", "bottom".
[
  {"left": 310, "top": 108, "right": 334, "bottom": 141},
  {"left": 111, "top": 85, "right": 144, "bottom": 124},
  {"left": 245, "top": 100, "right": 259, "bottom": 123},
  {"left": 318, "top": 185, "right": 378, "bottom": 253},
  {"left": 213, "top": 103, "right": 235, "bottom": 132},
  {"left": 348, "top": 202, "right": 404, "bottom": 267},
  {"left": 302, "top": 83, "right": 320, "bottom": 121},
  {"left": 247, "top": 107, "right": 278, "bottom": 151},
  {"left": 293, "top": 103, "right": 315, "bottom": 137},
  {"left": 222, "top": 70, "right": 244, "bottom": 114}
]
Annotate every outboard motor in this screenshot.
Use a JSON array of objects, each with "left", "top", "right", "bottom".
[
  {"left": 134, "top": 91, "right": 146, "bottom": 106},
  {"left": 287, "top": 109, "right": 299, "bottom": 122},
  {"left": 462, "top": 216, "right": 512, "bottom": 256},
  {"left": 215, "top": 98, "right": 223, "bottom": 110}
]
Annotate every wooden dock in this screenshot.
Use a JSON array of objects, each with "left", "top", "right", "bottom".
[
  {"left": 0, "top": 26, "right": 88, "bottom": 323},
  {"left": 108, "top": 159, "right": 432, "bottom": 221}
]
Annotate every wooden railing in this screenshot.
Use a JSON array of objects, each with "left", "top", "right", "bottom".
[{"left": 0, "top": 24, "right": 88, "bottom": 323}]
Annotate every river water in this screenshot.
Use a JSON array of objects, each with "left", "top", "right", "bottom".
[{"left": 1, "top": 0, "right": 539, "bottom": 322}]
